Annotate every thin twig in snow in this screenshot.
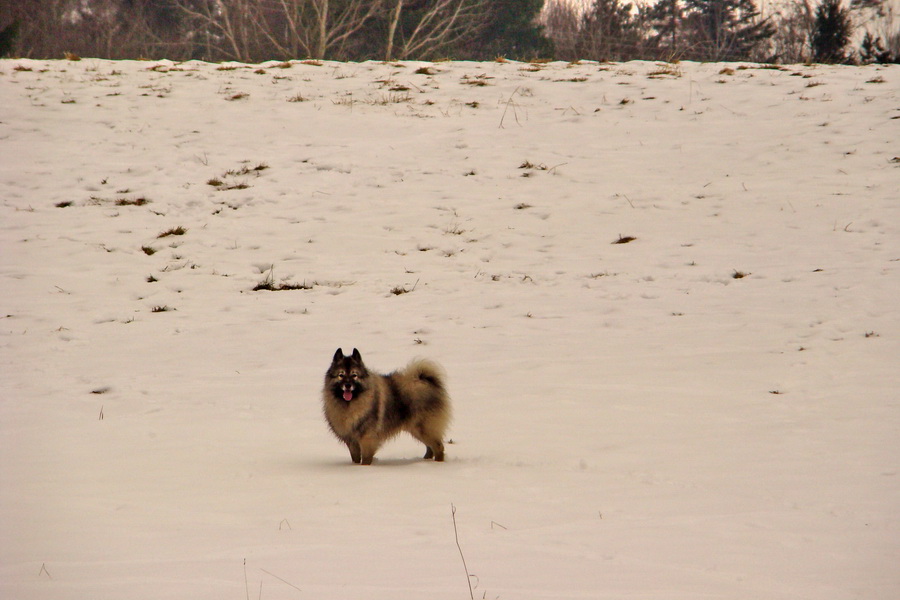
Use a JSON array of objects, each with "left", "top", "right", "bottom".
[
  {"left": 451, "top": 504, "right": 474, "bottom": 600},
  {"left": 243, "top": 559, "right": 249, "bottom": 600},
  {"left": 499, "top": 86, "right": 521, "bottom": 128},
  {"left": 261, "top": 568, "right": 302, "bottom": 593}
]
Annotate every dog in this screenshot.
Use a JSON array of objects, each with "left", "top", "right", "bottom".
[{"left": 322, "top": 348, "right": 451, "bottom": 465}]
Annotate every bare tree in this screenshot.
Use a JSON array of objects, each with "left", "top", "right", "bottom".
[
  {"left": 246, "top": 0, "right": 317, "bottom": 59},
  {"left": 384, "top": 0, "right": 488, "bottom": 61},
  {"left": 542, "top": 0, "right": 583, "bottom": 60},
  {"left": 307, "top": 0, "right": 386, "bottom": 59},
  {"left": 174, "top": 0, "right": 261, "bottom": 61},
  {"left": 173, "top": 0, "right": 385, "bottom": 61},
  {"left": 385, "top": 0, "right": 405, "bottom": 59},
  {"left": 766, "top": 0, "right": 816, "bottom": 62}
]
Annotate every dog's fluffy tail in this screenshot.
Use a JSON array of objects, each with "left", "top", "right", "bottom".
[{"left": 401, "top": 358, "right": 447, "bottom": 390}]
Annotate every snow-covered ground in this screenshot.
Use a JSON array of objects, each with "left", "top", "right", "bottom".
[{"left": 1, "top": 57, "right": 897, "bottom": 599}]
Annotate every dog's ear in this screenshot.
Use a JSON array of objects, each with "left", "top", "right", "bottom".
[
  {"left": 351, "top": 348, "right": 362, "bottom": 362},
  {"left": 332, "top": 348, "right": 344, "bottom": 362}
]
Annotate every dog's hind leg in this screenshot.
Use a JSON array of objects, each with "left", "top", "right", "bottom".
[
  {"left": 426, "top": 440, "right": 444, "bottom": 461},
  {"left": 411, "top": 424, "right": 445, "bottom": 461}
]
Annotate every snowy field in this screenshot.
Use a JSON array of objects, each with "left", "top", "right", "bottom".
[{"left": 1, "top": 57, "right": 898, "bottom": 599}]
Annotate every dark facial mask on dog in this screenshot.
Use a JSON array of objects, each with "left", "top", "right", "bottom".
[{"left": 329, "top": 348, "right": 368, "bottom": 402}]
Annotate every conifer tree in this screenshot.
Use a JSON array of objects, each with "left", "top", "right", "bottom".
[
  {"left": 811, "top": 0, "right": 853, "bottom": 62},
  {"left": 646, "top": 0, "right": 687, "bottom": 59},
  {"left": 580, "top": 0, "right": 645, "bottom": 61},
  {"left": 460, "top": 0, "right": 552, "bottom": 59},
  {"left": 681, "top": 0, "right": 775, "bottom": 60}
]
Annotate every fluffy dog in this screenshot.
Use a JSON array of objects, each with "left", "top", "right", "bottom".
[{"left": 322, "top": 348, "right": 451, "bottom": 465}]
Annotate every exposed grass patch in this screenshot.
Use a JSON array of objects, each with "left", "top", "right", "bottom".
[
  {"left": 390, "top": 279, "right": 419, "bottom": 295},
  {"left": 443, "top": 222, "right": 466, "bottom": 236},
  {"left": 461, "top": 74, "right": 492, "bottom": 86},
  {"left": 209, "top": 162, "right": 269, "bottom": 191},
  {"left": 141, "top": 245, "right": 157, "bottom": 255},
  {"left": 253, "top": 280, "right": 314, "bottom": 291},
  {"left": 225, "top": 92, "right": 249, "bottom": 101},
  {"left": 225, "top": 163, "right": 268, "bottom": 177},
  {"left": 115, "top": 197, "right": 150, "bottom": 206},
  {"left": 55, "top": 201, "right": 74, "bottom": 208},
  {"left": 151, "top": 305, "right": 173, "bottom": 312},
  {"left": 519, "top": 160, "right": 548, "bottom": 171},
  {"left": 374, "top": 92, "right": 412, "bottom": 104},
  {"left": 648, "top": 63, "right": 682, "bottom": 78},
  {"left": 252, "top": 266, "right": 314, "bottom": 291},
  {"left": 157, "top": 226, "right": 187, "bottom": 238},
  {"left": 612, "top": 235, "right": 636, "bottom": 244},
  {"left": 732, "top": 269, "right": 750, "bottom": 279}
]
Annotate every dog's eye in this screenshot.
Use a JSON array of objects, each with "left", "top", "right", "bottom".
[
  {"left": 350, "top": 373, "right": 359, "bottom": 379},
  {"left": 337, "top": 371, "right": 346, "bottom": 378}
]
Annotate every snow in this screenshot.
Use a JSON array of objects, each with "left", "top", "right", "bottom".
[{"left": 1, "top": 57, "right": 898, "bottom": 599}]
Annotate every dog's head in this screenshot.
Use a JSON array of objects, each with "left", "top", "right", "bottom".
[{"left": 327, "top": 348, "right": 369, "bottom": 402}]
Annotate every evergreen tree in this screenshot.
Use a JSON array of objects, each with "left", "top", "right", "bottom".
[
  {"left": 681, "top": 0, "right": 775, "bottom": 60},
  {"left": 859, "top": 31, "right": 898, "bottom": 63},
  {"left": 580, "top": 0, "right": 644, "bottom": 61},
  {"left": 458, "top": 0, "right": 552, "bottom": 59},
  {"left": 0, "top": 20, "right": 18, "bottom": 57},
  {"left": 811, "top": 0, "right": 853, "bottom": 62},
  {"left": 646, "top": 0, "right": 686, "bottom": 59}
]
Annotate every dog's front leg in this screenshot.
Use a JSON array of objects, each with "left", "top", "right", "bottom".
[
  {"left": 346, "top": 440, "right": 362, "bottom": 464},
  {"left": 358, "top": 437, "right": 378, "bottom": 465}
]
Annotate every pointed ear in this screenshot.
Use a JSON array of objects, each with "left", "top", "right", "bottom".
[
  {"left": 351, "top": 348, "right": 362, "bottom": 362},
  {"left": 332, "top": 348, "right": 344, "bottom": 362}
]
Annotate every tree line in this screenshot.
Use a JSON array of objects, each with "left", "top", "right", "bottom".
[
  {"left": 1, "top": 0, "right": 897, "bottom": 64},
  {"left": 545, "top": 0, "right": 898, "bottom": 62}
]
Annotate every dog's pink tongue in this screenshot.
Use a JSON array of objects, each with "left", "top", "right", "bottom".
[{"left": 343, "top": 390, "right": 353, "bottom": 402}]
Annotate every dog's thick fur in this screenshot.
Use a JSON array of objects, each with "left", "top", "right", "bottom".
[{"left": 322, "top": 348, "right": 451, "bottom": 465}]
